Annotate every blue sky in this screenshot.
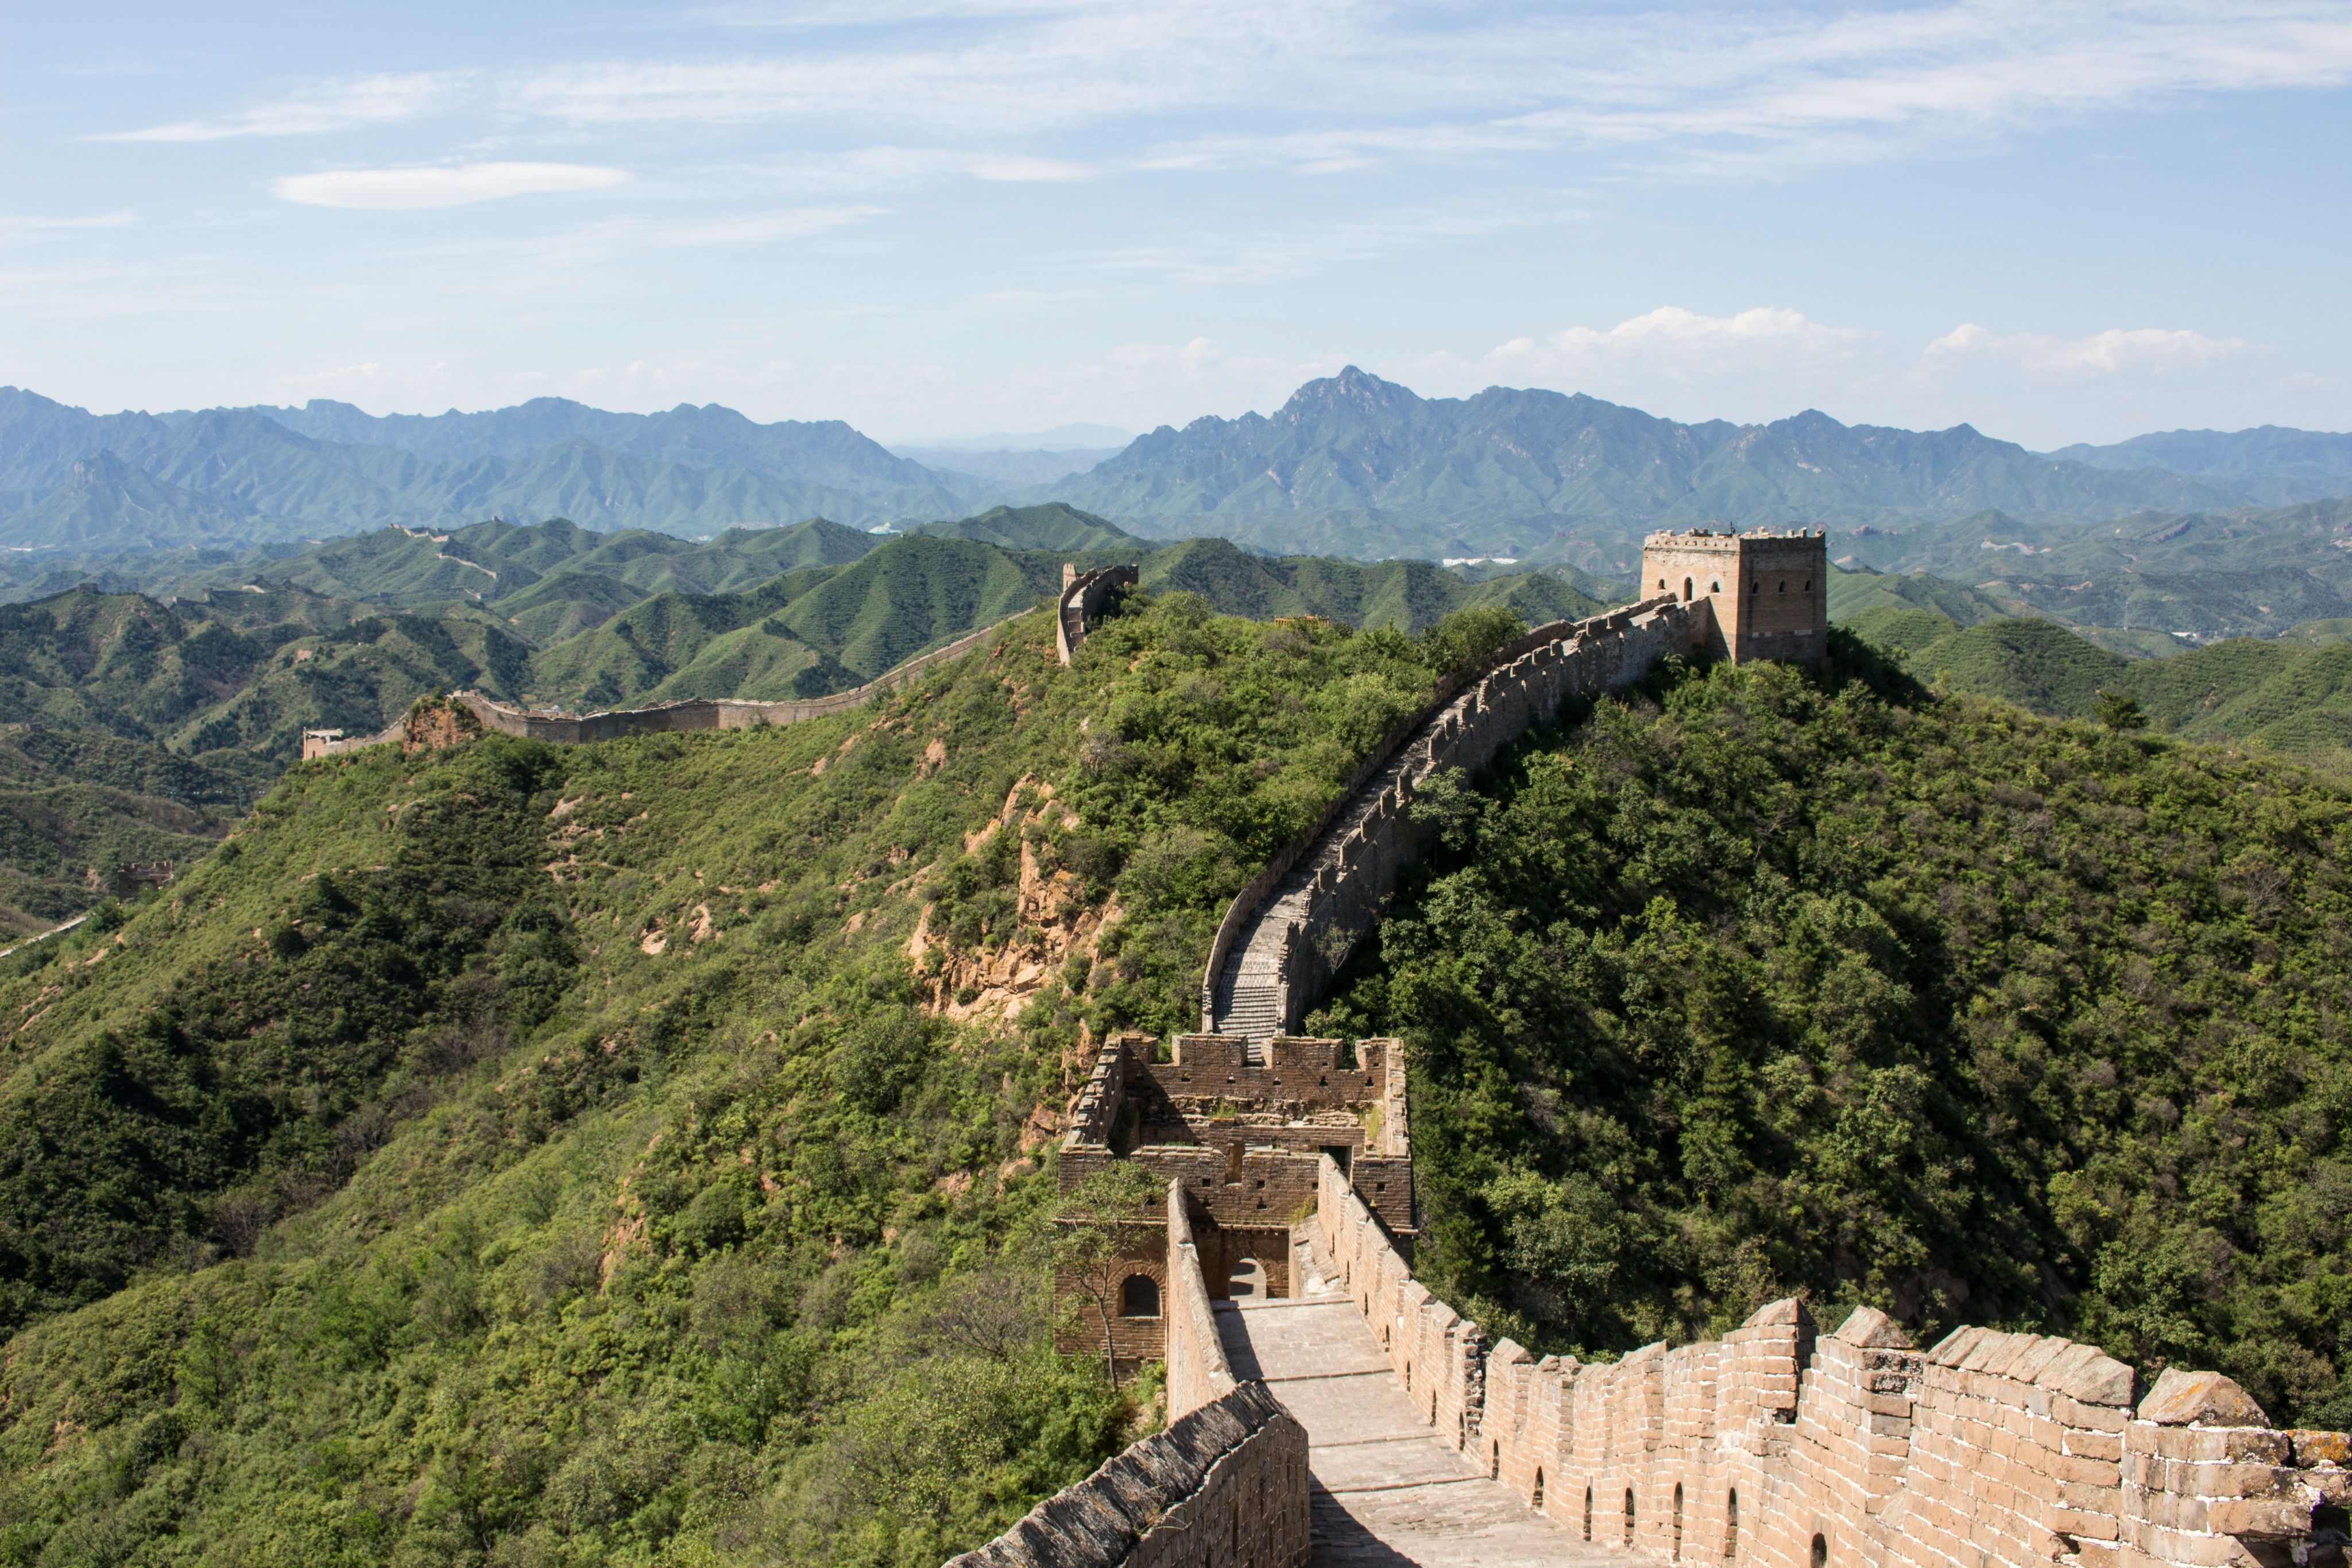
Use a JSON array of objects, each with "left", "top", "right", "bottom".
[{"left": 3, "top": 1, "right": 2348, "bottom": 446}]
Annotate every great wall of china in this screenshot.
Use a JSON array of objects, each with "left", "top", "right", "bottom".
[
  {"left": 954, "top": 533, "right": 2352, "bottom": 1568},
  {"left": 300, "top": 562, "right": 1136, "bottom": 758},
  {"left": 294, "top": 531, "right": 2352, "bottom": 1568}
]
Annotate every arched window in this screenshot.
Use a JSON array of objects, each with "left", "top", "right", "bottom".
[
  {"left": 1805, "top": 578, "right": 1813, "bottom": 592},
  {"left": 1625, "top": 1487, "right": 1637, "bottom": 1547},
  {"left": 1585, "top": 1486, "right": 1594, "bottom": 1542},
  {"left": 1120, "top": 1274, "right": 1160, "bottom": 1317},
  {"left": 1684, "top": 577, "right": 1694, "bottom": 601},
  {"left": 1812, "top": 1535, "right": 1828, "bottom": 1568},
  {"left": 1726, "top": 1489, "right": 1739, "bottom": 1559},
  {"left": 1534, "top": 1468, "right": 1546, "bottom": 1509},
  {"left": 1750, "top": 580, "right": 1759, "bottom": 595},
  {"left": 1673, "top": 1483, "right": 1685, "bottom": 1559},
  {"left": 1778, "top": 580, "right": 1787, "bottom": 593},
  {"left": 1658, "top": 577, "right": 1668, "bottom": 590},
  {"left": 1710, "top": 580, "right": 1720, "bottom": 594}
]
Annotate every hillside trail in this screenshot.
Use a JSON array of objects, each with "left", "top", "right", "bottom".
[{"left": 1215, "top": 1237, "right": 1618, "bottom": 1567}]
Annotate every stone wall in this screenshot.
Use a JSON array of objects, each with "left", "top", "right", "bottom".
[
  {"left": 941, "top": 1381, "right": 1310, "bottom": 1568},
  {"left": 965, "top": 1178, "right": 1311, "bottom": 1568},
  {"left": 1314, "top": 1156, "right": 2352, "bottom": 1568},
  {"left": 457, "top": 613, "right": 1015, "bottom": 744},
  {"left": 1058, "top": 563, "right": 1138, "bottom": 664},
  {"left": 1165, "top": 1179, "right": 1239, "bottom": 1419},
  {"left": 1205, "top": 594, "right": 1715, "bottom": 1040}
]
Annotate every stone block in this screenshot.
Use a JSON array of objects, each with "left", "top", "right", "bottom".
[{"left": 2138, "top": 1370, "right": 2270, "bottom": 1430}]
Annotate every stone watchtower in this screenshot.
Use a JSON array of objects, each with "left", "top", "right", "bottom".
[{"left": 1640, "top": 528, "right": 1829, "bottom": 663}]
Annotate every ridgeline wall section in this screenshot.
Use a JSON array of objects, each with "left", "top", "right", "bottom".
[{"left": 1203, "top": 593, "right": 1716, "bottom": 1043}]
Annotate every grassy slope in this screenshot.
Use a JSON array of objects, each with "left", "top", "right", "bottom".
[
  {"left": 0, "top": 593, "right": 1504, "bottom": 1567},
  {"left": 1312, "top": 646, "right": 2352, "bottom": 1424}
]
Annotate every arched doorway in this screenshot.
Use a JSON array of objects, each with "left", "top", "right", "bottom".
[{"left": 1227, "top": 1257, "right": 1267, "bottom": 1299}]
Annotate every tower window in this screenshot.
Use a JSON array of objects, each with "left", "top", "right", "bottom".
[
  {"left": 1805, "top": 578, "right": 1813, "bottom": 591},
  {"left": 1778, "top": 581, "right": 1786, "bottom": 593},
  {"left": 1710, "top": 580, "right": 1720, "bottom": 594},
  {"left": 1120, "top": 1274, "right": 1160, "bottom": 1317},
  {"left": 1683, "top": 577, "right": 1693, "bottom": 601},
  {"left": 1658, "top": 578, "right": 1668, "bottom": 590}
]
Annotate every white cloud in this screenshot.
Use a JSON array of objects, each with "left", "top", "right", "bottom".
[
  {"left": 1085, "top": 197, "right": 1574, "bottom": 286},
  {"left": 1482, "top": 307, "right": 1865, "bottom": 383},
  {"left": 91, "top": 2, "right": 2352, "bottom": 187},
  {"left": 96, "top": 71, "right": 469, "bottom": 142},
  {"left": 0, "top": 212, "right": 137, "bottom": 240},
  {"left": 272, "top": 163, "right": 632, "bottom": 210},
  {"left": 1924, "top": 322, "right": 2247, "bottom": 379}
]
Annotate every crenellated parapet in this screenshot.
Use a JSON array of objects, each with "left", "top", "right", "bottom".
[
  {"left": 1312, "top": 1153, "right": 2352, "bottom": 1568},
  {"left": 1202, "top": 594, "right": 1716, "bottom": 1043}
]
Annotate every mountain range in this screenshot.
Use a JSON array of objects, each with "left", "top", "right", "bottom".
[{"left": 5, "top": 374, "right": 2349, "bottom": 567}]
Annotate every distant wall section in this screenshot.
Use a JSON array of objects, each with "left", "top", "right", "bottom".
[{"left": 1057, "top": 563, "right": 1138, "bottom": 665}]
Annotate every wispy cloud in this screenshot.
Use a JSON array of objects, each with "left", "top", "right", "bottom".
[
  {"left": 1085, "top": 196, "right": 1576, "bottom": 286},
  {"left": 1479, "top": 307, "right": 1867, "bottom": 384},
  {"left": 1924, "top": 323, "right": 2247, "bottom": 379},
  {"left": 87, "top": 3, "right": 2352, "bottom": 183},
  {"left": 0, "top": 212, "right": 138, "bottom": 238},
  {"left": 272, "top": 162, "right": 632, "bottom": 210},
  {"left": 96, "top": 71, "right": 471, "bottom": 142}
]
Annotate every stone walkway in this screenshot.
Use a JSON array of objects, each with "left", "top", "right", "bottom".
[{"left": 1216, "top": 1242, "right": 1617, "bottom": 1567}]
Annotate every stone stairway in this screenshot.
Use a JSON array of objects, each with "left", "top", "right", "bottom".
[{"left": 1214, "top": 1241, "right": 1615, "bottom": 1567}]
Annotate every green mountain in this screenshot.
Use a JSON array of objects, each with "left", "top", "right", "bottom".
[
  {"left": 0, "top": 390, "right": 985, "bottom": 550},
  {"left": 2045, "top": 426, "right": 2352, "bottom": 507},
  {"left": 911, "top": 501, "right": 1138, "bottom": 551},
  {"left": 1831, "top": 500, "right": 2352, "bottom": 642},
  {"left": 1310, "top": 651, "right": 2352, "bottom": 1425},
  {"left": 0, "top": 452, "right": 291, "bottom": 551},
  {"left": 0, "top": 593, "right": 1500, "bottom": 1563},
  {"left": 1842, "top": 600, "right": 2352, "bottom": 768},
  {"left": 0, "top": 727, "right": 239, "bottom": 935},
  {"left": 1041, "top": 367, "right": 2235, "bottom": 559}
]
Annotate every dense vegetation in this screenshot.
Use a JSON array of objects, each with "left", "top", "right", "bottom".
[
  {"left": 1311, "top": 641, "right": 2352, "bottom": 1424},
  {"left": 1846, "top": 608, "right": 2352, "bottom": 769},
  {"left": 0, "top": 591, "right": 1514, "bottom": 1566}
]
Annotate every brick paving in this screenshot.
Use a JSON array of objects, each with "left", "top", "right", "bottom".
[{"left": 1215, "top": 1244, "right": 1621, "bottom": 1567}]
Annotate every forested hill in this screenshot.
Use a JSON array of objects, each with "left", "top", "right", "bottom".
[
  {"left": 1309, "top": 648, "right": 2352, "bottom": 1427},
  {"left": 0, "top": 593, "right": 1534, "bottom": 1563},
  {"left": 7, "top": 588, "right": 2352, "bottom": 1561}
]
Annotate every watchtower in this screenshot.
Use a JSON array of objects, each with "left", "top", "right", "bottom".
[{"left": 1639, "top": 528, "right": 1828, "bottom": 663}]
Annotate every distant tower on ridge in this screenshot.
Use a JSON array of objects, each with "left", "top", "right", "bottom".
[{"left": 1638, "top": 528, "right": 1829, "bottom": 663}]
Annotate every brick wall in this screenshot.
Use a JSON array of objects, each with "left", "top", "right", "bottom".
[
  {"left": 942, "top": 1381, "right": 1310, "bottom": 1568},
  {"left": 1313, "top": 1155, "right": 2351, "bottom": 1568}
]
